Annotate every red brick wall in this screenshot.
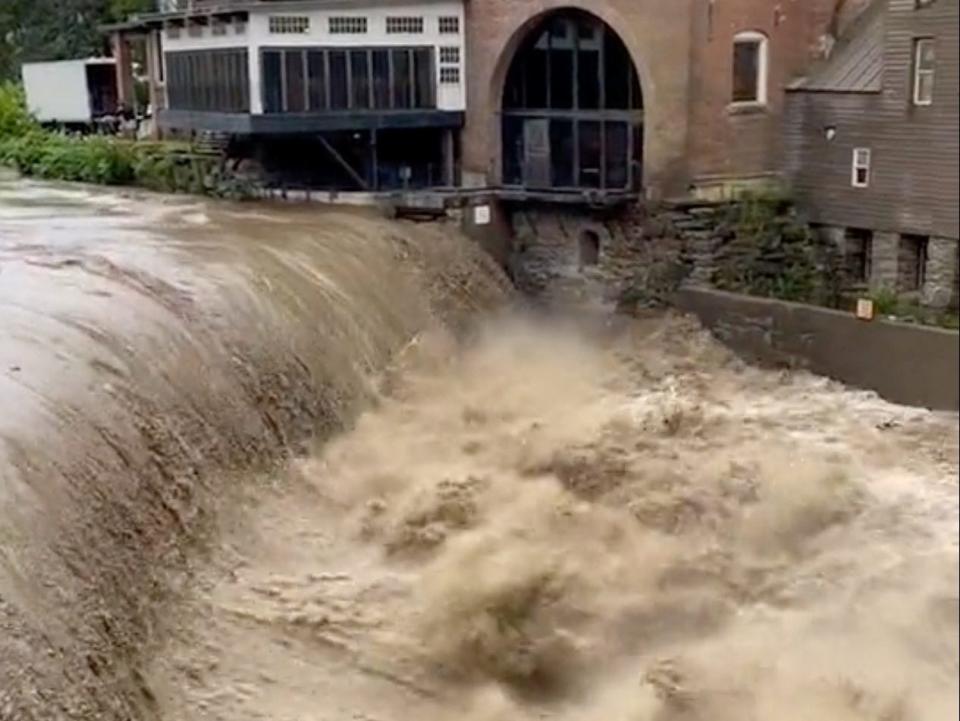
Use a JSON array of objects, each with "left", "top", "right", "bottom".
[
  {"left": 686, "top": 0, "right": 837, "bottom": 184},
  {"left": 462, "top": 0, "right": 695, "bottom": 198},
  {"left": 462, "top": 0, "right": 839, "bottom": 198}
]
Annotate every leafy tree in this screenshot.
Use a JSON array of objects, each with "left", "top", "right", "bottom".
[{"left": 0, "top": 0, "right": 153, "bottom": 81}]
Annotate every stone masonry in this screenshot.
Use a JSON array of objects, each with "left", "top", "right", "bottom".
[{"left": 922, "top": 237, "right": 960, "bottom": 309}]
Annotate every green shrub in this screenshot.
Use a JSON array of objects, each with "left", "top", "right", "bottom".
[{"left": 0, "top": 83, "right": 37, "bottom": 139}]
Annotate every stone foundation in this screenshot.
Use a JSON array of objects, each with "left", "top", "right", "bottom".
[
  {"left": 922, "top": 237, "right": 959, "bottom": 309},
  {"left": 496, "top": 205, "right": 958, "bottom": 313},
  {"left": 505, "top": 202, "right": 731, "bottom": 308}
]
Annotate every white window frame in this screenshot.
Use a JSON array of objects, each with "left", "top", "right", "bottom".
[
  {"left": 851, "top": 147, "right": 871, "bottom": 188},
  {"left": 912, "top": 38, "right": 935, "bottom": 106},
  {"left": 731, "top": 31, "right": 769, "bottom": 106},
  {"left": 269, "top": 16, "right": 310, "bottom": 35}
]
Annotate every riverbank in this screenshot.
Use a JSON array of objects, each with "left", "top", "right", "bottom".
[{"left": 0, "top": 83, "right": 251, "bottom": 198}]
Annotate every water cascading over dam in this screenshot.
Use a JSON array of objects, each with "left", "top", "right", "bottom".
[{"left": 1, "top": 174, "right": 957, "bottom": 721}]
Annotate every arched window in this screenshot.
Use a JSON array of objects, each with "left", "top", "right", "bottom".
[
  {"left": 501, "top": 10, "right": 644, "bottom": 193},
  {"left": 732, "top": 31, "right": 768, "bottom": 105}
]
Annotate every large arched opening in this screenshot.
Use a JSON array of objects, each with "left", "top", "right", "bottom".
[{"left": 500, "top": 9, "right": 644, "bottom": 196}]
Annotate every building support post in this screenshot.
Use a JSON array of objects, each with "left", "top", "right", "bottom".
[
  {"left": 442, "top": 129, "right": 456, "bottom": 187},
  {"left": 370, "top": 129, "right": 379, "bottom": 191},
  {"left": 111, "top": 32, "right": 136, "bottom": 116},
  {"left": 317, "top": 134, "right": 369, "bottom": 190},
  {"left": 922, "top": 237, "right": 959, "bottom": 309}
]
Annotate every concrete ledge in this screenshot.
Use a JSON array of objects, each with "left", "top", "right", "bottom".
[{"left": 674, "top": 287, "right": 959, "bottom": 411}]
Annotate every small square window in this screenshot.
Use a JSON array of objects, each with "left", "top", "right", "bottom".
[
  {"left": 328, "top": 16, "right": 367, "bottom": 34},
  {"left": 851, "top": 147, "right": 871, "bottom": 188},
  {"left": 269, "top": 16, "right": 310, "bottom": 34},
  {"left": 212, "top": 20, "right": 227, "bottom": 36},
  {"left": 165, "top": 24, "right": 181, "bottom": 39},
  {"left": 440, "top": 66, "right": 460, "bottom": 84},
  {"left": 234, "top": 21, "right": 246, "bottom": 35},
  {"left": 386, "top": 16, "right": 424, "bottom": 34},
  {"left": 912, "top": 38, "right": 935, "bottom": 105},
  {"left": 439, "top": 16, "right": 460, "bottom": 34},
  {"left": 439, "top": 47, "right": 460, "bottom": 65}
]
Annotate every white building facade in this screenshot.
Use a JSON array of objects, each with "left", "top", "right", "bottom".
[{"left": 119, "top": 0, "right": 466, "bottom": 189}]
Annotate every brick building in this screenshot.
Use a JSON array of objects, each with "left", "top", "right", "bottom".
[{"left": 460, "top": 0, "right": 848, "bottom": 202}]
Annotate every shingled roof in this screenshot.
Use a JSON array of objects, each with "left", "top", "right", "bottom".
[{"left": 791, "top": 0, "right": 884, "bottom": 93}]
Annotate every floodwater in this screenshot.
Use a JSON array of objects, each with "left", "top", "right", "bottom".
[{"left": 1, "top": 173, "right": 958, "bottom": 721}]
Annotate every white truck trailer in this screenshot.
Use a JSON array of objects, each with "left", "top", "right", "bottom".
[{"left": 21, "top": 58, "right": 119, "bottom": 126}]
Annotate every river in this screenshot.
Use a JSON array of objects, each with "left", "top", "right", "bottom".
[{"left": 1, "top": 174, "right": 957, "bottom": 721}]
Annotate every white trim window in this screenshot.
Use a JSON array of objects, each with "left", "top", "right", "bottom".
[
  {"left": 732, "top": 31, "right": 768, "bottom": 105},
  {"left": 386, "top": 16, "right": 424, "bottom": 34},
  {"left": 851, "top": 147, "right": 871, "bottom": 188},
  {"left": 269, "top": 16, "right": 310, "bottom": 34},
  {"left": 912, "top": 38, "right": 935, "bottom": 106}
]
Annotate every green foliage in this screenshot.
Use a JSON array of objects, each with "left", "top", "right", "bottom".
[
  {"left": 866, "top": 289, "right": 960, "bottom": 330},
  {"left": 0, "top": 83, "right": 254, "bottom": 198},
  {"left": 0, "top": 83, "right": 37, "bottom": 138},
  {"left": 712, "top": 193, "right": 844, "bottom": 307},
  {"left": 1, "top": 0, "right": 155, "bottom": 82}
]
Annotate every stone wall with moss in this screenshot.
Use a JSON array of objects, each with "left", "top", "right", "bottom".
[{"left": 505, "top": 195, "right": 958, "bottom": 329}]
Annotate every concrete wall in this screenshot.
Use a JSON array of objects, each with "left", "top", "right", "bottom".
[{"left": 674, "top": 287, "right": 960, "bottom": 410}]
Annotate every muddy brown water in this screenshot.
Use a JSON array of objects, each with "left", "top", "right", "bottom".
[{"left": 1, "top": 173, "right": 958, "bottom": 720}]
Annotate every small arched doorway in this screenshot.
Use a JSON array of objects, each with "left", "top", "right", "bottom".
[{"left": 501, "top": 9, "right": 644, "bottom": 195}]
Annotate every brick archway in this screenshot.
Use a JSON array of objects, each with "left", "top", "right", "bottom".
[
  {"left": 495, "top": 8, "right": 644, "bottom": 196},
  {"left": 462, "top": 0, "right": 693, "bottom": 199}
]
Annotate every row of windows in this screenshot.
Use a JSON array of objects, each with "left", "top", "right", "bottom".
[
  {"left": 261, "top": 47, "right": 436, "bottom": 114},
  {"left": 166, "top": 21, "right": 246, "bottom": 39},
  {"left": 267, "top": 15, "right": 460, "bottom": 36}
]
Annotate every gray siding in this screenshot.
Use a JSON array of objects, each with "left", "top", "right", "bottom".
[{"left": 785, "top": 0, "right": 959, "bottom": 240}]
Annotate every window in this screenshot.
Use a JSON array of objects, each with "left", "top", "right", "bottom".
[
  {"left": 899, "top": 235, "right": 928, "bottom": 290},
  {"left": 386, "top": 16, "right": 424, "bottom": 34},
  {"left": 263, "top": 46, "right": 435, "bottom": 113},
  {"left": 440, "top": 66, "right": 460, "bottom": 84},
  {"left": 439, "top": 47, "right": 460, "bottom": 64},
  {"left": 212, "top": 19, "right": 227, "bottom": 36},
  {"left": 166, "top": 24, "right": 181, "bottom": 39},
  {"left": 269, "top": 16, "right": 310, "bottom": 34},
  {"left": 912, "top": 38, "right": 935, "bottom": 105},
  {"left": 439, "top": 16, "right": 460, "bottom": 34},
  {"left": 851, "top": 147, "right": 871, "bottom": 188},
  {"left": 328, "top": 16, "right": 367, "bottom": 34},
  {"left": 732, "top": 31, "right": 768, "bottom": 104},
  {"left": 235, "top": 21, "right": 247, "bottom": 35},
  {"left": 187, "top": 21, "right": 203, "bottom": 38},
  {"left": 845, "top": 229, "right": 873, "bottom": 283},
  {"left": 165, "top": 49, "right": 250, "bottom": 113}
]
